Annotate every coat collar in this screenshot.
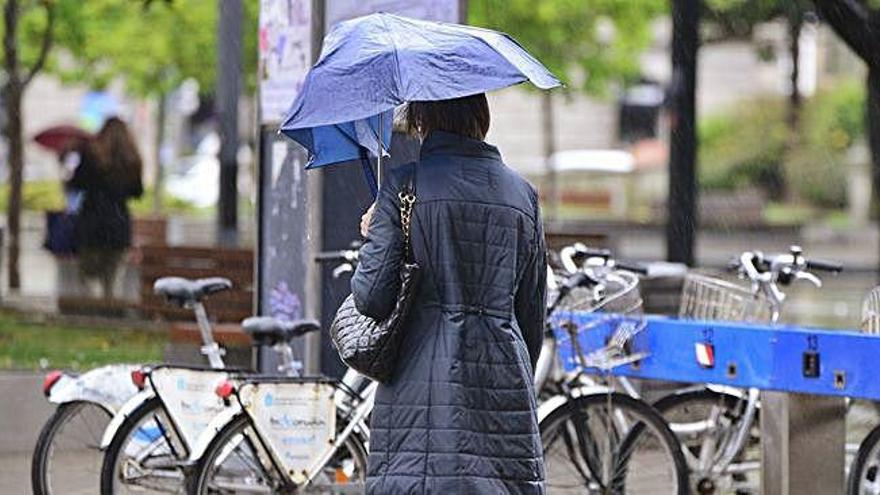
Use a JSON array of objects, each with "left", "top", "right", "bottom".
[{"left": 420, "top": 131, "right": 501, "bottom": 160}]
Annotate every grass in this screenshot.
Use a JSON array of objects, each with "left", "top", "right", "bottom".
[{"left": 0, "top": 312, "right": 167, "bottom": 371}]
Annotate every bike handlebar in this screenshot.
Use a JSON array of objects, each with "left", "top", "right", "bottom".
[
  {"left": 805, "top": 258, "right": 843, "bottom": 273},
  {"left": 314, "top": 250, "right": 359, "bottom": 263},
  {"left": 615, "top": 261, "right": 648, "bottom": 275}
]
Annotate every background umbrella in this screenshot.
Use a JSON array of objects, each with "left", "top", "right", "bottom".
[
  {"left": 280, "top": 13, "right": 561, "bottom": 196},
  {"left": 33, "top": 125, "right": 92, "bottom": 154}
]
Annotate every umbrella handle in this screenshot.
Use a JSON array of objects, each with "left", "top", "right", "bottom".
[{"left": 360, "top": 154, "right": 378, "bottom": 200}]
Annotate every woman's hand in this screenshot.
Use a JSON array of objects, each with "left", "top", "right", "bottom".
[{"left": 360, "top": 203, "right": 376, "bottom": 238}]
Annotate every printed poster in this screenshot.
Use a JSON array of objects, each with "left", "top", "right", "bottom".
[{"left": 259, "top": 0, "right": 312, "bottom": 124}]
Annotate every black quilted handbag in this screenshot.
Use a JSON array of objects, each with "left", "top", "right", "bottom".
[{"left": 329, "top": 174, "right": 419, "bottom": 382}]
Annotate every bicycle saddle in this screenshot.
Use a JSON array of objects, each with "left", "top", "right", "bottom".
[
  {"left": 241, "top": 316, "right": 320, "bottom": 344},
  {"left": 153, "top": 277, "right": 233, "bottom": 306}
]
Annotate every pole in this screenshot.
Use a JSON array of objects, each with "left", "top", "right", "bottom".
[
  {"left": 304, "top": 0, "right": 326, "bottom": 375},
  {"left": 216, "top": 0, "right": 242, "bottom": 246},
  {"left": 665, "top": 0, "right": 699, "bottom": 266}
]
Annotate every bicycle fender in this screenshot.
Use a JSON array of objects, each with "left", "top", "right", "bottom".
[
  {"left": 48, "top": 364, "right": 140, "bottom": 413},
  {"left": 187, "top": 403, "right": 243, "bottom": 462},
  {"left": 537, "top": 385, "right": 611, "bottom": 424},
  {"left": 100, "top": 390, "right": 156, "bottom": 449}
]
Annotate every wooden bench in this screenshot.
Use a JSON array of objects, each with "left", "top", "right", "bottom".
[{"left": 139, "top": 245, "right": 254, "bottom": 323}]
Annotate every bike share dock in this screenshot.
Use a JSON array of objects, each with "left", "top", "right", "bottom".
[{"left": 554, "top": 313, "right": 874, "bottom": 494}]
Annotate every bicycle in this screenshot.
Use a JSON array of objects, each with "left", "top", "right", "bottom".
[
  {"left": 185, "top": 247, "right": 374, "bottom": 494},
  {"left": 842, "top": 285, "right": 880, "bottom": 495},
  {"left": 539, "top": 247, "right": 689, "bottom": 494},
  {"left": 650, "top": 246, "right": 841, "bottom": 494},
  {"left": 98, "top": 279, "right": 320, "bottom": 494},
  {"left": 31, "top": 276, "right": 233, "bottom": 495}
]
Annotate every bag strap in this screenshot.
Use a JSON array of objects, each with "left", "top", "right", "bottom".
[{"left": 398, "top": 168, "right": 417, "bottom": 262}]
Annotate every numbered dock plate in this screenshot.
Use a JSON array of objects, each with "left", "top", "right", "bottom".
[
  {"left": 552, "top": 313, "right": 880, "bottom": 401},
  {"left": 238, "top": 381, "right": 337, "bottom": 480}
]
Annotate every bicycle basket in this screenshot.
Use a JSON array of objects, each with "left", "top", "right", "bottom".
[
  {"left": 678, "top": 273, "right": 773, "bottom": 323},
  {"left": 861, "top": 286, "right": 880, "bottom": 334},
  {"left": 556, "top": 270, "right": 644, "bottom": 315},
  {"left": 554, "top": 270, "right": 648, "bottom": 372}
]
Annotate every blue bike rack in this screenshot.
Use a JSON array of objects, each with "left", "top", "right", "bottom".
[{"left": 553, "top": 312, "right": 880, "bottom": 401}]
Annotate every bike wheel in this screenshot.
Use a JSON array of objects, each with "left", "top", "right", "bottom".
[
  {"left": 849, "top": 422, "right": 880, "bottom": 495},
  {"left": 190, "top": 412, "right": 369, "bottom": 494},
  {"left": 540, "top": 392, "right": 688, "bottom": 494},
  {"left": 31, "top": 400, "right": 114, "bottom": 495},
  {"left": 654, "top": 388, "right": 760, "bottom": 494},
  {"left": 100, "top": 397, "right": 188, "bottom": 494}
]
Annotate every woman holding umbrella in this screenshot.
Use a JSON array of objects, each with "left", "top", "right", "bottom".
[
  {"left": 281, "top": 14, "right": 563, "bottom": 493},
  {"left": 352, "top": 94, "right": 548, "bottom": 493}
]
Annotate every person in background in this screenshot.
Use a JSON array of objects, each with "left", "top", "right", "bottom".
[{"left": 69, "top": 117, "right": 144, "bottom": 299}]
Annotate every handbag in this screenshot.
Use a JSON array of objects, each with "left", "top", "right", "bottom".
[
  {"left": 44, "top": 210, "right": 78, "bottom": 256},
  {"left": 329, "top": 173, "right": 420, "bottom": 382}
]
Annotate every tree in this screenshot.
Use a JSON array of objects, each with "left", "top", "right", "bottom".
[
  {"left": 469, "top": 0, "right": 666, "bottom": 220},
  {"left": 702, "top": 0, "right": 814, "bottom": 196},
  {"left": 49, "top": 0, "right": 258, "bottom": 210},
  {"left": 2, "top": 0, "right": 55, "bottom": 290},
  {"left": 811, "top": 0, "right": 880, "bottom": 274}
]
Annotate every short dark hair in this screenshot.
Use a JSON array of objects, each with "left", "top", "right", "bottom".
[{"left": 405, "top": 93, "right": 490, "bottom": 140}]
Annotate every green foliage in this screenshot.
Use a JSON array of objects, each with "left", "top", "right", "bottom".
[
  {"left": 0, "top": 0, "right": 53, "bottom": 76},
  {"left": 785, "top": 80, "right": 865, "bottom": 207},
  {"left": 0, "top": 180, "right": 198, "bottom": 215},
  {"left": 700, "top": 0, "right": 807, "bottom": 42},
  {"left": 700, "top": 81, "right": 867, "bottom": 208},
  {"left": 699, "top": 98, "right": 788, "bottom": 191},
  {"left": 0, "top": 312, "right": 165, "bottom": 370},
  {"left": 469, "top": 0, "right": 666, "bottom": 95},
  {"left": 48, "top": 0, "right": 259, "bottom": 97},
  {"left": 0, "top": 180, "right": 65, "bottom": 212}
]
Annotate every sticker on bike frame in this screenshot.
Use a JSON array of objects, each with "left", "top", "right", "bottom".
[
  {"left": 238, "top": 381, "right": 337, "bottom": 479},
  {"left": 149, "top": 368, "right": 229, "bottom": 447}
]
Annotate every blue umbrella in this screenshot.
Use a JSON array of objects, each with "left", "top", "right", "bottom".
[{"left": 280, "top": 12, "right": 561, "bottom": 196}]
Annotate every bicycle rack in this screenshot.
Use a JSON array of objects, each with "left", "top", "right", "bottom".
[{"left": 553, "top": 313, "right": 875, "bottom": 495}]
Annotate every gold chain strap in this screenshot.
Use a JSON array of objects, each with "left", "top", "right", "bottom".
[{"left": 398, "top": 189, "right": 416, "bottom": 260}]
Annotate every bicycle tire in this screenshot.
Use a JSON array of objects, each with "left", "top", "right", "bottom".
[
  {"left": 31, "top": 400, "right": 113, "bottom": 495},
  {"left": 540, "top": 392, "right": 689, "bottom": 494},
  {"left": 189, "top": 411, "right": 369, "bottom": 494},
  {"left": 653, "top": 388, "right": 760, "bottom": 493},
  {"left": 848, "top": 422, "right": 880, "bottom": 495},
  {"left": 100, "top": 396, "right": 186, "bottom": 494}
]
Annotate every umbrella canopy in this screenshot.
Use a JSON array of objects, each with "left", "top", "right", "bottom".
[
  {"left": 33, "top": 125, "right": 92, "bottom": 154},
  {"left": 280, "top": 13, "right": 561, "bottom": 171}
]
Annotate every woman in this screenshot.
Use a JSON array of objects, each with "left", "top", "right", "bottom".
[
  {"left": 70, "top": 117, "right": 144, "bottom": 299},
  {"left": 352, "top": 94, "right": 547, "bottom": 494}
]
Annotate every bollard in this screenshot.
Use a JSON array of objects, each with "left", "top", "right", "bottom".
[{"left": 761, "top": 391, "right": 846, "bottom": 495}]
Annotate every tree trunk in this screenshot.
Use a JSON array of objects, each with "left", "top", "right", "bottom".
[
  {"left": 3, "top": 0, "right": 22, "bottom": 290},
  {"left": 666, "top": 0, "right": 699, "bottom": 266},
  {"left": 782, "top": 10, "right": 803, "bottom": 200},
  {"left": 868, "top": 68, "right": 880, "bottom": 281},
  {"left": 3, "top": 82, "right": 23, "bottom": 290},
  {"left": 542, "top": 91, "right": 557, "bottom": 222},
  {"left": 152, "top": 92, "right": 166, "bottom": 214}
]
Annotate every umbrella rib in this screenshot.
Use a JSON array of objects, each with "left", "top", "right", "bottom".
[{"left": 380, "top": 13, "right": 403, "bottom": 104}]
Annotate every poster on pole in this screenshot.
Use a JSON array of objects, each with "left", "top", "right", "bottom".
[
  {"left": 325, "top": 0, "right": 462, "bottom": 30},
  {"left": 259, "top": 0, "right": 312, "bottom": 125}
]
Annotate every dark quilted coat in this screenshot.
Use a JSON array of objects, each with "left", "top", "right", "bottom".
[{"left": 351, "top": 131, "right": 547, "bottom": 494}]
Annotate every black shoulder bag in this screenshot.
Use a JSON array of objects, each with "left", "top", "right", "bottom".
[{"left": 329, "top": 173, "right": 420, "bottom": 382}]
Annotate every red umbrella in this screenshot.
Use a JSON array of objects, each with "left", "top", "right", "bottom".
[{"left": 33, "top": 125, "right": 92, "bottom": 154}]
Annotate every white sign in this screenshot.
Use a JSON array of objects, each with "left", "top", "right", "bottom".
[
  {"left": 239, "top": 381, "right": 336, "bottom": 480},
  {"left": 259, "top": 0, "right": 312, "bottom": 124},
  {"left": 325, "top": 0, "right": 461, "bottom": 29},
  {"left": 149, "top": 368, "right": 229, "bottom": 447}
]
